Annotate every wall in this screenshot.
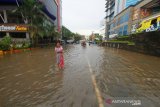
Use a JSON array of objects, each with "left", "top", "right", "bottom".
[{"left": 103, "top": 31, "right": 160, "bottom": 56}]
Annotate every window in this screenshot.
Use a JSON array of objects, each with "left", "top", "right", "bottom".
[
  {"left": 119, "top": 16, "right": 123, "bottom": 25},
  {"left": 118, "top": 27, "right": 123, "bottom": 36},
  {"left": 110, "top": 13, "right": 114, "bottom": 20},
  {"left": 110, "top": 23, "right": 114, "bottom": 29},
  {"left": 123, "top": 25, "right": 128, "bottom": 35},
  {"left": 118, "top": 12, "right": 130, "bottom": 25},
  {"left": 124, "top": 12, "right": 130, "bottom": 22}
]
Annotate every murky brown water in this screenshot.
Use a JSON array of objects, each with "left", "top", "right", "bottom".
[{"left": 0, "top": 44, "right": 160, "bottom": 107}]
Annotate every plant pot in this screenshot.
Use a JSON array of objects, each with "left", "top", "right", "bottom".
[
  {"left": 13, "top": 49, "right": 23, "bottom": 53},
  {"left": 3, "top": 50, "right": 12, "bottom": 54},
  {"left": 30, "top": 48, "right": 35, "bottom": 50},
  {"left": 24, "top": 48, "right": 31, "bottom": 52},
  {"left": 0, "top": 50, "right": 3, "bottom": 55}
]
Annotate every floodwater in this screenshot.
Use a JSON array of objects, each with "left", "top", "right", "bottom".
[{"left": 0, "top": 44, "right": 160, "bottom": 107}]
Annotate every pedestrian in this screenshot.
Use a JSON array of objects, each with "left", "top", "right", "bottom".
[{"left": 55, "top": 41, "right": 64, "bottom": 69}]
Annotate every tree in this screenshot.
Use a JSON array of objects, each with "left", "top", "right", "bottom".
[
  {"left": 16, "top": 0, "right": 43, "bottom": 24},
  {"left": 0, "top": 36, "right": 12, "bottom": 51},
  {"left": 74, "top": 33, "right": 82, "bottom": 42},
  {"left": 62, "top": 26, "right": 74, "bottom": 40},
  {"left": 16, "top": 0, "right": 57, "bottom": 45},
  {"left": 95, "top": 33, "right": 103, "bottom": 41}
]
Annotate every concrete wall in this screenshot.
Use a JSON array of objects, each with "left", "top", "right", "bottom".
[{"left": 103, "top": 31, "right": 160, "bottom": 56}]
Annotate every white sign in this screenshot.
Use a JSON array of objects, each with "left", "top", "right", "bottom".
[
  {"left": 131, "top": 24, "right": 138, "bottom": 33},
  {"left": 0, "top": 25, "right": 16, "bottom": 31}
]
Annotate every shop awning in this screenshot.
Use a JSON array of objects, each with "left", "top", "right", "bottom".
[{"left": 42, "top": 7, "right": 56, "bottom": 21}]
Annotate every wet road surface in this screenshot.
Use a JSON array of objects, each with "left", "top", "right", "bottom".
[{"left": 0, "top": 44, "right": 160, "bottom": 107}]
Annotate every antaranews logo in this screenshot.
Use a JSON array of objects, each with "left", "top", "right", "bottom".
[
  {"left": 106, "top": 98, "right": 141, "bottom": 106},
  {"left": 106, "top": 98, "right": 112, "bottom": 105}
]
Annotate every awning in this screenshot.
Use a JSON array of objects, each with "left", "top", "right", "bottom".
[{"left": 42, "top": 7, "right": 56, "bottom": 21}]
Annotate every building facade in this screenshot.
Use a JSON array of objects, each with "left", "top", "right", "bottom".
[
  {"left": 105, "top": 0, "right": 142, "bottom": 39},
  {"left": 39, "top": 0, "right": 62, "bottom": 33},
  {"left": 105, "top": 0, "right": 115, "bottom": 40},
  {"left": 0, "top": 0, "right": 30, "bottom": 41},
  {"left": 115, "top": 0, "right": 141, "bottom": 16},
  {"left": 106, "top": 0, "right": 160, "bottom": 39},
  {"left": 109, "top": 6, "right": 133, "bottom": 37},
  {"left": 99, "top": 19, "right": 106, "bottom": 39},
  {"left": 0, "top": 0, "right": 62, "bottom": 41},
  {"left": 131, "top": 0, "right": 160, "bottom": 34},
  {"left": 105, "top": 0, "right": 115, "bottom": 22}
]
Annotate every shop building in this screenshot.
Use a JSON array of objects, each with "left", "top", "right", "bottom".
[
  {"left": 0, "top": 0, "right": 60, "bottom": 41},
  {"left": 39, "top": 0, "right": 62, "bottom": 33},
  {"left": 106, "top": 0, "right": 160, "bottom": 39},
  {"left": 105, "top": 0, "right": 115, "bottom": 40},
  {"left": 131, "top": 0, "right": 160, "bottom": 34},
  {"left": 108, "top": 6, "right": 134, "bottom": 37},
  {"left": 105, "top": 0, "right": 142, "bottom": 39},
  {"left": 115, "top": 0, "right": 141, "bottom": 16}
]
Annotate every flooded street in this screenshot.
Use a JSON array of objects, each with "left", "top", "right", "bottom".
[{"left": 0, "top": 44, "right": 160, "bottom": 107}]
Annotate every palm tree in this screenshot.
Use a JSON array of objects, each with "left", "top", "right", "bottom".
[{"left": 16, "top": 0, "right": 57, "bottom": 46}]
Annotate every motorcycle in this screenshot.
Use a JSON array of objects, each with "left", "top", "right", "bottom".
[{"left": 81, "top": 41, "right": 86, "bottom": 47}]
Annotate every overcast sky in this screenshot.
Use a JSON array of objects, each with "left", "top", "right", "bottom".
[{"left": 62, "top": 0, "right": 106, "bottom": 35}]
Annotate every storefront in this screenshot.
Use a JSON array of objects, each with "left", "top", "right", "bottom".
[
  {"left": 0, "top": 24, "right": 29, "bottom": 40},
  {"left": 0, "top": 0, "right": 58, "bottom": 41},
  {"left": 131, "top": 0, "right": 160, "bottom": 34}
]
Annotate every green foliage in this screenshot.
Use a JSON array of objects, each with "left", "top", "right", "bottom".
[
  {"left": 94, "top": 34, "right": 103, "bottom": 41},
  {"left": 62, "top": 26, "right": 75, "bottom": 39},
  {"left": 107, "top": 40, "right": 135, "bottom": 46},
  {"left": 16, "top": 0, "right": 43, "bottom": 24},
  {"left": 128, "top": 42, "right": 135, "bottom": 46},
  {"left": 116, "top": 35, "right": 129, "bottom": 41},
  {"left": 13, "top": 42, "right": 31, "bottom": 49},
  {"left": 117, "top": 35, "right": 129, "bottom": 39},
  {"left": 74, "top": 34, "right": 82, "bottom": 42},
  {"left": 16, "top": 0, "right": 56, "bottom": 39},
  {"left": 0, "top": 36, "right": 12, "bottom": 51},
  {"left": 95, "top": 40, "right": 101, "bottom": 44},
  {"left": 62, "top": 26, "right": 84, "bottom": 42},
  {"left": 108, "top": 35, "right": 135, "bottom": 45}
]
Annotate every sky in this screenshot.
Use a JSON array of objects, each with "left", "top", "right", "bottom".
[{"left": 62, "top": 0, "right": 106, "bottom": 36}]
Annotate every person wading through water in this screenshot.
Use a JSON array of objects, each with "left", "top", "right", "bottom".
[{"left": 55, "top": 41, "right": 64, "bottom": 69}]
